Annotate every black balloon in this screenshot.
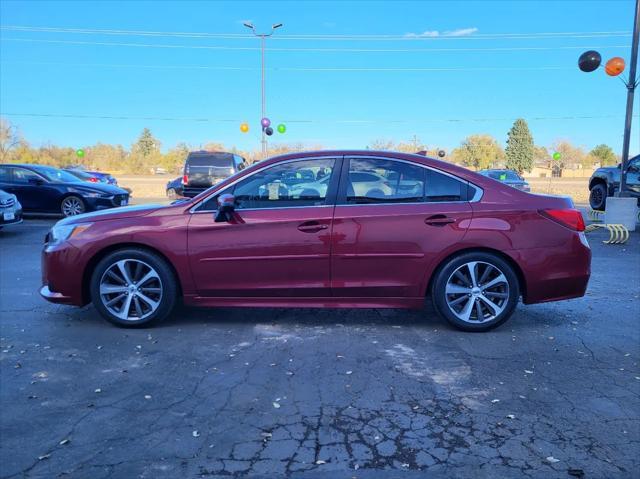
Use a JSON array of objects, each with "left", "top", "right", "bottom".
[
  {"left": 265, "top": 127, "right": 274, "bottom": 136},
  {"left": 438, "top": 149, "right": 446, "bottom": 158},
  {"left": 578, "top": 50, "right": 601, "bottom": 72}
]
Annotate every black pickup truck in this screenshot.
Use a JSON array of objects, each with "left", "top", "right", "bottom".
[{"left": 588, "top": 154, "right": 640, "bottom": 210}]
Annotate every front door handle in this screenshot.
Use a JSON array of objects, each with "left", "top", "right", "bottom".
[
  {"left": 425, "top": 215, "right": 455, "bottom": 226},
  {"left": 298, "top": 221, "right": 329, "bottom": 233}
]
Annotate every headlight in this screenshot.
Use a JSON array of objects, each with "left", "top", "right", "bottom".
[{"left": 48, "top": 222, "right": 93, "bottom": 244}]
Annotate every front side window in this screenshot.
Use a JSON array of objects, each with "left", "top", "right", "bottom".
[
  {"left": 200, "top": 158, "right": 336, "bottom": 211},
  {"left": 13, "top": 167, "right": 45, "bottom": 184},
  {"left": 346, "top": 158, "right": 425, "bottom": 204},
  {"left": 0, "top": 166, "right": 12, "bottom": 182}
]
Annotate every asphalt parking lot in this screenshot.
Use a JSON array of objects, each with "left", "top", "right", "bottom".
[{"left": 1, "top": 218, "right": 639, "bottom": 479}]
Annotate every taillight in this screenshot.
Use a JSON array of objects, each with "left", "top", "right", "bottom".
[
  {"left": 182, "top": 174, "right": 188, "bottom": 185},
  {"left": 540, "top": 209, "right": 585, "bottom": 232},
  {"left": 89, "top": 177, "right": 98, "bottom": 182}
]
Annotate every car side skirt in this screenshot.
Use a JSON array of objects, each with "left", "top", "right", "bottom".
[{"left": 185, "top": 295, "right": 425, "bottom": 310}]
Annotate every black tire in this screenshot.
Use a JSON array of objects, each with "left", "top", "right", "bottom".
[
  {"left": 589, "top": 183, "right": 607, "bottom": 211},
  {"left": 431, "top": 252, "right": 520, "bottom": 332},
  {"left": 90, "top": 248, "right": 177, "bottom": 327},
  {"left": 60, "top": 195, "right": 86, "bottom": 217},
  {"left": 167, "top": 188, "right": 176, "bottom": 197}
]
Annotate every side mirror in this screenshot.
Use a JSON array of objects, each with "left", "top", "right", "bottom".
[
  {"left": 28, "top": 177, "right": 44, "bottom": 186},
  {"left": 214, "top": 193, "right": 236, "bottom": 222}
]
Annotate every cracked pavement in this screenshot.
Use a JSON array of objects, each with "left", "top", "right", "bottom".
[{"left": 1, "top": 219, "right": 639, "bottom": 478}]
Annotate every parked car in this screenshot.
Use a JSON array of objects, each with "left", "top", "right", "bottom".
[
  {"left": 0, "top": 164, "right": 130, "bottom": 217},
  {"left": 40, "top": 150, "right": 590, "bottom": 332},
  {"left": 166, "top": 177, "right": 184, "bottom": 198},
  {"left": 64, "top": 168, "right": 104, "bottom": 184},
  {"left": 0, "top": 189, "right": 23, "bottom": 228},
  {"left": 588, "top": 154, "right": 640, "bottom": 210},
  {"left": 478, "top": 169, "right": 531, "bottom": 192},
  {"left": 181, "top": 151, "right": 246, "bottom": 197},
  {"left": 67, "top": 165, "right": 118, "bottom": 185}
]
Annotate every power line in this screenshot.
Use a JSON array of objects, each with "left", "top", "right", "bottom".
[
  {"left": 0, "top": 37, "right": 629, "bottom": 53},
  {"left": 0, "top": 25, "right": 632, "bottom": 41},
  {"left": 3, "top": 112, "right": 634, "bottom": 124},
  {"left": 0, "top": 60, "right": 572, "bottom": 72}
]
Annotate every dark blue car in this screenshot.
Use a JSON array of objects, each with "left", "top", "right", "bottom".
[{"left": 0, "top": 164, "right": 130, "bottom": 217}]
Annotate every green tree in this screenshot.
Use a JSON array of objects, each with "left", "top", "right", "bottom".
[
  {"left": 0, "top": 117, "right": 23, "bottom": 161},
  {"left": 451, "top": 134, "right": 503, "bottom": 170},
  {"left": 130, "top": 128, "right": 161, "bottom": 173},
  {"left": 533, "top": 145, "right": 551, "bottom": 166},
  {"left": 589, "top": 144, "right": 618, "bottom": 167},
  {"left": 505, "top": 118, "right": 534, "bottom": 174}
]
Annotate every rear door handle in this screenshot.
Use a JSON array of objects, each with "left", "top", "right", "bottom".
[
  {"left": 298, "top": 221, "right": 329, "bottom": 233},
  {"left": 425, "top": 215, "right": 455, "bottom": 226}
]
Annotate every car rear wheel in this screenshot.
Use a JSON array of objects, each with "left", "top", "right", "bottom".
[
  {"left": 167, "top": 188, "right": 176, "bottom": 197},
  {"left": 589, "top": 183, "right": 607, "bottom": 211},
  {"left": 431, "top": 252, "right": 520, "bottom": 332},
  {"left": 90, "top": 248, "right": 177, "bottom": 327},
  {"left": 61, "top": 195, "right": 86, "bottom": 217}
]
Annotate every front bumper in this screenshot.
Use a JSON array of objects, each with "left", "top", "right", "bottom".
[
  {"left": 85, "top": 193, "right": 129, "bottom": 211},
  {"left": 0, "top": 206, "right": 23, "bottom": 226},
  {"left": 41, "top": 241, "right": 88, "bottom": 306}
]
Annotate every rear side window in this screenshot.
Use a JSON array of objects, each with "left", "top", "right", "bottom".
[
  {"left": 345, "top": 158, "right": 425, "bottom": 204},
  {"left": 13, "top": 167, "right": 44, "bottom": 184},
  {"left": 425, "top": 169, "right": 467, "bottom": 202}
]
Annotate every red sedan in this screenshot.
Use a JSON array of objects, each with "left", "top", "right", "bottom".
[{"left": 40, "top": 151, "right": 591, "bottom": 331}]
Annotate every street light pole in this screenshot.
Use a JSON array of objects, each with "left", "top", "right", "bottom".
[
  {"left": 243, "top": 22, "right": 283, "bottom": 158},
  {"left": 619, "top": 0, "right": 639, "bottom": 197}
]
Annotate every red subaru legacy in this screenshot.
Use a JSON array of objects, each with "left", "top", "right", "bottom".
[{"left": 40, "top": 151, "right": 591, "bottom": 331}]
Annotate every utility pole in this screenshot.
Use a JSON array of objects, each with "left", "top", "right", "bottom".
[
  {"left": 619, "top": 0, "right": 639, "bottom": 196},
  {"left": 243, "top": 22, "right": 283, "bottom": 158}
]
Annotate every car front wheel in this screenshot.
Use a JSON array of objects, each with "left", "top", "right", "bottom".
[
  {"left": 60, "top": 195, "right": 86, "bottom": 217},
  {"left": 90, "top": 248, "right": 177, "bottom": 327},
  {"left": 431, "top": 252, "right": 520, "bottom": 332}
]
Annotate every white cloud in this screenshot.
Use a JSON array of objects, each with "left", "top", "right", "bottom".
[
  {"left": 443, "top": 27, "right": 478, "bottom": 37},
  {"left": 404, "top": 27, "right": 478, "bottom": 38}
]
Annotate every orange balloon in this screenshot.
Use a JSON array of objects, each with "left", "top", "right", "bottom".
[
  {"left": 605, "top": 57, "right": 625, "bottom": 76},
  {"left": 240, "top": 122, "right": 249, "bottom": 133}
]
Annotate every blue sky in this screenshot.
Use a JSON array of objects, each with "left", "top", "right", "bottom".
[{"left": 0, "top": 0, "right": 638, "bottom": 155}]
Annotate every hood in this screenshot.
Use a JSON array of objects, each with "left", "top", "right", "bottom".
[
  {"left": 594, "top": 166, "right": 619, "bottom": 174},
  {"left": 64, "top": 182, "right": 127, "bottom": 195},
  {"left": 56, "top": 203, "right": 164, "bottom": 226}
]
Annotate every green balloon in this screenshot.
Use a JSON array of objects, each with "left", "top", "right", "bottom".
[
  {"left": 76, "top": 149, "right": 85, "bottom": 158},
  {"left": 277, "top": 124, "right": 286, "bottom": 134},
  {"left": 552, "top": 152, "right": 561, "bottom": 161}
]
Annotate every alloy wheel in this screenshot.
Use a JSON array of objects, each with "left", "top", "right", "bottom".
[
  {"left": 445, "top": 261, "right": 509, "bottom": 324},
  {"left": 99, "top": 259, "right": 163, "bottom": 321},
  {"left": 61, "top": 196, "right": 85, "bottom": 216}
]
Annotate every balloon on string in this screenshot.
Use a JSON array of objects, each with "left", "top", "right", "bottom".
[
  {"left": 265, "top": 127, "right": 274, "bottom": 136},
  {"left": 553, "top": 152, "right": 561, "bottom": 161},
  {"left": 76, "top": 149, "right": 85, "bottom": 158},
  {"left": 605, "top": 57, "right": 625, "bottom": 76},
  {"left": 437, "top": 150, "right": 446, "bottom": 158},
  {"left": 240, "top": 122, "right": 249, "bottom": 133},
  {"left": 277, "top": 124, "right": 286, "bottom": 134},
  {"left": 578, "top": 50, "right": 601, "bottom": 73},
  {"left": 261, "top": 117, "right": 271, "bottom": 128}
]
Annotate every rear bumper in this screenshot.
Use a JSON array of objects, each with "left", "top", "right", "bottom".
[{"left": 515, "top": 234, "right": 591, "bottom": 304}]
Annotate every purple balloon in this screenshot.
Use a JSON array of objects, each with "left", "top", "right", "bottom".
[{"left": 261, "top": 117, "right": 271, "bottom": 128}]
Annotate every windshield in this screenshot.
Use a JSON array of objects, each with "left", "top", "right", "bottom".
[{"left": 35, "top": 166, "right": 83, "bottom": 183}]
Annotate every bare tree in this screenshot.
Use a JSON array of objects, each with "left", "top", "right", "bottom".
[{"left": 0, "top": 118, "right": 22, "bottom": 160}]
